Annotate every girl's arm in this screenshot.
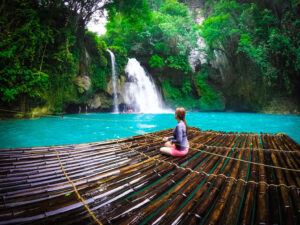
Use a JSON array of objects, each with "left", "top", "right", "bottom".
[
  {"left": 166, "top": 126, "right": 177, "bottom": 141},
  {"left": 167, "top": 136, "right": 175, "bottom": 141}
]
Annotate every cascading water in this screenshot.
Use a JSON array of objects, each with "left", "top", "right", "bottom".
[
  {"left": 107, "top": 49, "right": 119, "bottom": 113},
  {"left": 122, "top": 58, "right": 168, "bottom": 113}
]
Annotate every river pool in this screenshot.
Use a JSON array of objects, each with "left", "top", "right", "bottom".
[{"left": 0, "top": 112, "right": 299, "bottom": 148}]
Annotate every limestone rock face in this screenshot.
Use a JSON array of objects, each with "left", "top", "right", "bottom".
[
  {"left": 98, "top": 94, "right": 113, "bottom": 109},
  {"left": 75, "top": 76, "right": 91, "bottom": 91},
  {"left": 88, "top": 93, "right": 113, "bottom": 110},
  {"left": 106, "top": 79, "right": 113, "bottom": 96},
  {"left": 88, "top": 95, "right": 101, "bottom": 109},
  {"left": 106, "top": 75, "right": 126, "bottom": 96},
  {"left": 118, "top": 75, "right": 126, "bottom": 94}
]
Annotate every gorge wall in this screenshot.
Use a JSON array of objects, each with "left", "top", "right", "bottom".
[{"left": 0, "top": 0, "right": 299, "bottom": 118}]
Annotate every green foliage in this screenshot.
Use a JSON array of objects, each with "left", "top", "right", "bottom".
[
  {"left": 108, "top": 46, "right": 127, "bottom": 57},
  {"left": 152, "top": 5, "right": 197, "bottom": 56},
  {"left": 198, "top": 65, "right": 209, "bottom": 79},
  {"left": 89, "top": 60, "right": 108, "bottom": 90},
  {"left": 165, "top": 56, "right": 192, "bottom": 74},
  {"left": 2, "top": 0, "right": 298, "bottom": 114},
  {"left": 104, "top": 0, "right": 152, "bottom": 51},
  {"left": 182, "top": 79, "right": 192, "bottom": 96},
  {"left": 161, "top": 81, "right": 181, "bottom": 100},
  {"left": 195, "top": 75, "right": 225, "bottom": 111},
  {"left": 105, "top": 0, "right": 197, "bottom": 73},
  {"left": 0, "top": 0, "right": 92, "bottom": 112},
  {"left": 160, "top": 0, "right": 189, "bottom": 17},
  {"left": 85, "top": 31, "right": 110, "bottom": 92},
  {"left": 200, "top": 0, "right": 300, "bottom": 98},
  {"left": 238, "top": 33, "right": 276, "bottom": 77},
  {"left": 161, "top": 80, "right": 198, "bottom": 110},
  {"left": 201, "top": 12, "right": 231, "bottom": 49},
  {"left": 149, "top": 54, "right": 165, "bottom": 68},
  {"left": 167, "top": 96, "right": 199, "bottom": 111},
  {"left": 162, "top": 77, "right": 224, "bottom": 111},
  {"left": 0, "top": 2, "right": 52, "bottom": 102},
  {"left": 85, "top": 31, "right": 108, "bottom": 67},
  {"left": 108, "top": 46, "right": 128, "bottom": 75},
  {"left": 154, "top": 42, "right": 170, "bottom": 55}
]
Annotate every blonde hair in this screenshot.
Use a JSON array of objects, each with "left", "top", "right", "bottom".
[{"left": 175, "top": 108, "right": 188, "bottom": 132}]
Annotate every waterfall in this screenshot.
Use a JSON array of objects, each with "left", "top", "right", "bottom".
[
  {"left": 122, "top": 58, "right": 168, "bottom": 113},
  {"left": 107, "top": 49, "right": 119, "bottom": 113}
]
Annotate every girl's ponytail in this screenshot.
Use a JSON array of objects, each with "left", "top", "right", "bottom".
[{"left": 183, "top": 118, "right": 188, "bottom": 133}]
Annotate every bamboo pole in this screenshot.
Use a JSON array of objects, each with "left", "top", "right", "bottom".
[
  {"left": 221, "top": 134, "right": 252, "bottom": 225},
  {"left": 118, "top": 144, "right": 214, "bottom": 224},
  {"left": 201, "top": 133, "right": 249, "bottom": 225},
  {"left": 239, "top": 133, "right": 259, "bottom": 224},
  {"left": 265, "top": 134, "right": 296, "bottom": 224},
  {"left": 172, "top": 134, "right": 241, "bottom": 224},
  {"left": 141, "top": 147, "right": 227, "bottom": 225},
  {"left": 103, "top": 132, "right": 215, "bottom": 223}
]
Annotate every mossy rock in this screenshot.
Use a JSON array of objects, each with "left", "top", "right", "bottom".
[
  {"left": 14, "top": 113, "right": 25, "bottom": 119},
  {"left": 75, "top": 76, "right": 91, "bottom": 91},
  {"left": 88, "top": 92, "right": 113, "bottom": 110}
]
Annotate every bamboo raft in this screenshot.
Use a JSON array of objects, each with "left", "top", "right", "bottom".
[{"left": 0, "top": 127, "right": 300, "bottom": 225}]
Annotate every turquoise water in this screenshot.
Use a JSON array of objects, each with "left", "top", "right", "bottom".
[{"left": 0, "top": 112, "right": 299, "bottom": 148}]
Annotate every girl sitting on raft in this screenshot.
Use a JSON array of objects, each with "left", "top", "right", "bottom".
[{"left": 160, "top": 107, "right": 189, "bottom": 156}]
